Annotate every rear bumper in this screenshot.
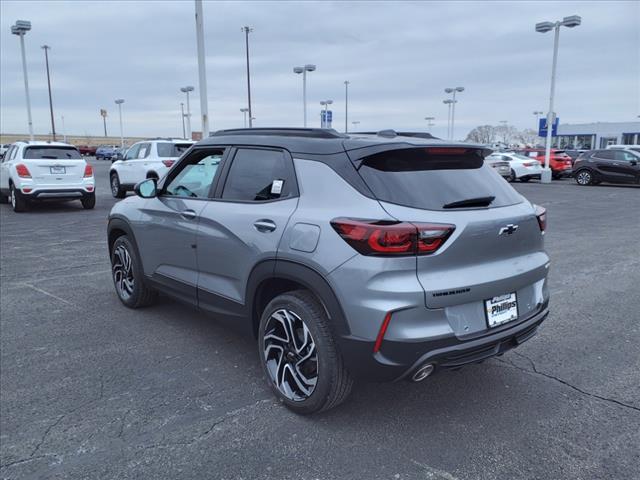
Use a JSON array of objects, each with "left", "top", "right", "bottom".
[
  {"left": 22, "top": 188, "right": 95, "bottom": 200},
  {"left": 338, "top": 304, "right": 549, "bottom": 382}
]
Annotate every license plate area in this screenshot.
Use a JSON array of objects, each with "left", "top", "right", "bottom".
[
  {"left": 50, "top": 166, "right": 66, "bottom": 174},
  {"left": 485, "top": 293, "right": 518, "bottom": 328}
]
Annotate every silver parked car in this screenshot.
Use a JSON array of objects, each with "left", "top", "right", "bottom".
[{"left": 107, "top": 128, "right": 550, "bottom": 414}]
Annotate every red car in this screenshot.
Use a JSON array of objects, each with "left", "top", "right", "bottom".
[
  {"left": 76, "top": 145, "right": 97, "bottom": 156},
  {"left": 517, "top": 149, "right": 573, "bottom": 179}
]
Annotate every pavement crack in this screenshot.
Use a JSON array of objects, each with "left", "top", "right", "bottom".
[
  {"left": 29, "top": 415, "right": 65, "bottom": 457},
  {"left": 496, "top": 352, "right": 640, "bottom": 413},
  {"left": 0, "top": 455, "right": 48, "bottom": 469}
]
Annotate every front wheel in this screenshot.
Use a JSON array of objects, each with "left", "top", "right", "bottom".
[
  {"left": 258, "top": 290, "right": 353, "bottom": 414},
  {"left": 110, "top": 236, "right": 156, "bottom": 308},
  {"left": 110, "top": 172, "right": 126, "bottom": 198},
  {"left": 575, "top": 169, "right": 594, "bottom": 186}
]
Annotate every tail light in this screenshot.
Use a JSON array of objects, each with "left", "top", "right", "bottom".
[
  {"left": 162, "top": 160, "right": 175, "bottom": 168},
  {"left": 535, "top": 205, "right": 547, "bottom": 233},
  {"left": 16, "top": 164, "right": 31, "bottom": 178},
  {"left": 523, "top": 162, "right": 537, "bottom": 167},
  {"left": 330, "top": 218, "right": 455, "bottom": 256},
  {"left": 83, "top": 164, "right": 93, "bottom": 177}
]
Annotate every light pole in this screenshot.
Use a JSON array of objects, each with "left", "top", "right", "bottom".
[
  {"left": 536, "top": 15, "right": 581, "bottom": 183},
  {"left": 195, "top": 0, "right": 210, "bottom": 136},
  {"left": 425, "top": 116, "right": 435, "bottom": 128},
  {"left": 41, "top": 45, "right": 56, "bottom": 141},
  {"left": 180, "top": 86, "right": 194, "bottom": 139},
  {"left": 242, "top": 26, "right": 253, "bottom": 127},
  {"left": 180, "top": 103, "right": 186, "bottom": 138},
  {"left": 445, "top": 87, "right": 464, "bottom": 140},
  {"left": 11, "top": 20, "right": 34, "bottom": 141},
  {"left": 115, "top": 99, "right": 124, "bottom": 148},
  {"left": 344, "top": 81, "right": 350, "bottom": 133},
  {"left": 351, "top": 120, "right": 360, "bottom": 130},
  {"left": 443, "top": 99, "right": 455, "bottom": 140},
  {"left": 100, "top": 109, "right": 108, "bottom": 137},
  {"left": 293, "top": 64, "right": 316, "bottom": 127},
  {"left": 320, "top": 100, "right": 333, "bottom": 128},
  {"left": 240, "top": 108, "right": 249, "bottom": 128}
]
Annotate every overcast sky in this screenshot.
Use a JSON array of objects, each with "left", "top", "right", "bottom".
[{"left": 1, "top": 0, "right": 638, "bottom": 139}]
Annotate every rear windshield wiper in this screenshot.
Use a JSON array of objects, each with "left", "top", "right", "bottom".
[{"left": 443, "top": 196, "right": 495, "bottom": 209}]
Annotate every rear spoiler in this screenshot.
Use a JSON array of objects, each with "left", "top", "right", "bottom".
[{"left": 344, "top": 143, "right": 493, "bottom": 167}]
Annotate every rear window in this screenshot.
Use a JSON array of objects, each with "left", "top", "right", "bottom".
[
  {"left": 357, "top": 148, "right": 522, "bottom": 211},
  {"left": 157, "top": 143, "right": 192, "bottom": 157},
  {"left": 23, "top": 147, "right": 81, "bottom": 160}
]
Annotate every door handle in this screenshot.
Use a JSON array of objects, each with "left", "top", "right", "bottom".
[
  {"left": 254, "top": 219, "right": 277, "bottom": 233},
  {"left": 180, "top": 209, "right": 197, "bottom": 220}
]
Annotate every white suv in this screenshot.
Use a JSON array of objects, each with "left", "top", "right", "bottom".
[
  {"left": 109, "top": 138, "right": 194, "bottom": 198},
  {"left": 0, "top": 141, "right": 95, "bottom": 212}
]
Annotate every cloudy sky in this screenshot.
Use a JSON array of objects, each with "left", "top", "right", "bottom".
[{"left": 1, "top": 0, "right": 638, "bottom": 139}]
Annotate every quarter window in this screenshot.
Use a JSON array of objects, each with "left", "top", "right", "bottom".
[
  {"left": 222, "top": 148, "right": 294, "bottom": 202},
  {"left": 595, "top": 151, "right": 614, "bottom": 160}
]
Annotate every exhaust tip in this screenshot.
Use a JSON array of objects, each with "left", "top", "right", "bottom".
[{"left": 412, "top": 363, "right": 435, "bottom": 382}]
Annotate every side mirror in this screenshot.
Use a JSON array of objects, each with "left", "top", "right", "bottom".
[{"left": 134, "top": 178, "right": 157, "bottom": 198}]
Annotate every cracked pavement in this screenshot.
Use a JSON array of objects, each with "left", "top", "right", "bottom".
[{"left": 1, "top": 159, "right": 639, "bottom": 479}]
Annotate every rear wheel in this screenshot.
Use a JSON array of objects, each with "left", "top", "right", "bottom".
[
  {"left": 520, "top": 176, "right": 530, "bottom": 183},
  {"left": 575, "top": 169, "right": 594, "bottom": 186},
  {"left": 110, "top": 172, "right": 126, "bottom": 198},
  {"left": 258, "top": 290, "right": 353, "bottom": 414},
  {"left": 10, "top": 184, "right": 28, "bottom": 212},
  {"left": 110, "top": 235, "right": 156, "bottom": 308},
  {"left": 508, "top": 169, "right": 517, "bottom": 182},
  {"left": 81, "top": 193, "right": 96, "bottom": 209}
]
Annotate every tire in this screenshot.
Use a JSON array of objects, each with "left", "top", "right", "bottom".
[
  {"left": 81, "top": 193, "right": 96, "bottom": 209},
  {"left": 10, "top": 183, "right": 28, "bottom": 212},
  {"left": 258, "top": 290, "right": 353, "bottom": 414},
  {"left": 508, "top": 169, "right": 517, "bottom": 182},
  {"left": 110, "top": 235, "right": 156, "bottom": 308},
  {"left": 110, "top": 172, "right": 126, "bottom": 198},
  {"left": 575, "top": 169, "right": 594, "bottom": 186},
  {"left": 520, "top": 177, "right": 530, "bottom": 183}
]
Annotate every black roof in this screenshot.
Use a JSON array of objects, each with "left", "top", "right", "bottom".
[{"left": 200, "top": 128, "right": 490, "bottom": 157}]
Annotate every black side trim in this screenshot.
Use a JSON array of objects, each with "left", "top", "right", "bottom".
[{"left": 147, "top": 273, "right": 197, "bottom": 307}]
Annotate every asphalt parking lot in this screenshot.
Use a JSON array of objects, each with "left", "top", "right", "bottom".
[{"left": 1, "top": 159, "right": 639, "bottom": 480}]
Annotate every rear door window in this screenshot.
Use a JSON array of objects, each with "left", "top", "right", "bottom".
[
  {"left": 23, "top": 147, "right": 81, "bottom": 160},
  {"left": 221, "top": 148, "right": 295, "bottom": 202},
  {"left": 357, "top": 148, "right": 522, "bottom": 211}
]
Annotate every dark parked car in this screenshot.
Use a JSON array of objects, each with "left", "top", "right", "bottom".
[
  {"left": 96, "top": 145, "right": 118, "bottom": 160},
  {"left": 573, "top": 149, "right": 640, "bottom": 186},
  {"left": 77, "top": 145, "right": 97, "bottom": 156},
  {"left": 107, "top": 128, "right": 550, "bottom": 413}
]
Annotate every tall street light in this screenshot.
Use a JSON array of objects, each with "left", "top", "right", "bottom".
[
  {"left": 41, "top": 45, "right": 56, "bottom": 141},
  {"left": 293, "top": 64, "right": 316, "bottom": 127},
  {"left": 115, "top": 99, "right": 125, "bottom": 148},
  {"left": 180, "top": 103, "right": 186, "bottom": 138},
  {"left": 425, "top": 116, "right": 435, "bottom": 128},
  {"left": 445, "top": 87, "right": 464, "bottom": 140},
  {"left": 240, "top": 107, "right": 249, "bottom": 128},
  {"left": 195, "top": 0, "right": 210, "bottom": 136},
  {"left": 344, "top": 81, "right": 350, "bottom": 133},
  {"left": 351, "top": 120, "right": 360, "bottom": 130},
  {"left": 180, "top": 86, "right": 194, "bottom": 139},
  {"left": 536, "top": 14, "right": 581, "bottom": 183},
  {"left": 320, "top": 100, "right": 333, "bottom": 128},
  {"left": 443, "top": 99, "right": 455, "bottom": 140},
  {"left": 242, "top": 26, "right": 253, "bottom": 128},
  {"left": 12, "top": 20, "right": 34, "bottom": 140}
]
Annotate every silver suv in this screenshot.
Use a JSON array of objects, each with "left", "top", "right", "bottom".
[{"left": 107, "top": 129, "right": 550, "bottom": 414}]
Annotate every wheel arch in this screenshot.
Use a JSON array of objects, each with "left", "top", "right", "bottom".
[{"left": 247, "top": 260, "right": 351, "bottom": 340}]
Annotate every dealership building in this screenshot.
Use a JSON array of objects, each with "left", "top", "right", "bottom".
[{"left": 555, "top": 121, "right": 640, "bottom": 149}]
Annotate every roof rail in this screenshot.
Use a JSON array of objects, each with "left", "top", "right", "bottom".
[
  {"left": 211, "top": 128, "right": 346, "bottom": 139},
  {"left": 353, "top": 130, "right": 438, "bottom": 140}
]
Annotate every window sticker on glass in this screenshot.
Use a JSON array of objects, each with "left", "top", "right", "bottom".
[
  {"left": 271, "top": 179, "right": 284, "bottom": 195},
  {"left": 138, "top": 147, "right": 148, "bottom": 159}
]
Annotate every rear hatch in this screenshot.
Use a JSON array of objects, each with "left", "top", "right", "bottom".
[
  {"left": 350, "top": 145, "right": 549, "bottom": 336},
  {"left": 156, "top": 142, "right": 194, "bottom": 168},
  {"left": 23, "top": 146, "right": 86, "bottom": 185}
]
